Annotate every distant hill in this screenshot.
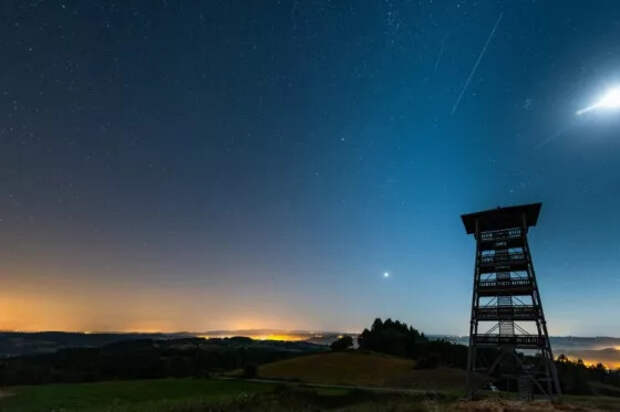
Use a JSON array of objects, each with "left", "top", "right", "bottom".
[
  {"left": 196, "top": 329, "right": 350, "bottom": 346},
  {"left": 1, "top": 331, "right": 618, "bottom": 369},
  {"left": 0, "top": 331, "right": 350, "bottom": 358},
  {"left": 0, "top": 331, "right": 194, "bottom": 358},
  {"left": 0, "top": 336, "right": 326, "bottom": 386}
]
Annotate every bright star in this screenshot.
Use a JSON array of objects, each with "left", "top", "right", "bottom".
[
  {"left": 577, "top": 86, "right": 620, "bottom": 115},
  {"left": 383, "top": 272, "right": 390, "bottom": 278}
]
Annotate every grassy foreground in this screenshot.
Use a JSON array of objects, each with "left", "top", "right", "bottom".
[
  {"left": 0, "top": 378, "right": 460, "bottom": 411},
  {"left": 0, "top": 378, "right": 275, "bottom": 412},
  {"left": 1, "top": 376, "right": 620, "bottom": 411}
]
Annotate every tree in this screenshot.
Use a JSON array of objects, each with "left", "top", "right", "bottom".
[
  {"left": 330, "top": 336, "right": 353, "bottom": 351},
  {"left": 357, "top": 318, "right": 427, "bottom": 358}
]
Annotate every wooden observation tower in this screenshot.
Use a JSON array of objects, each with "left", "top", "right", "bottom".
[{"left": 461, "top": 203, "right": 561, "bottom": 398}]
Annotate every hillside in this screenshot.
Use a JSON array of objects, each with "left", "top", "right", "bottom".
[
  {"left": 0, "top": 332, "right": 193, "bottom": 358},
  {"left": 258, "top": 350, "right": 468, "bottom": 390},
  {"left": 0, "top": 337, "right": 325, "bottom": 386}
]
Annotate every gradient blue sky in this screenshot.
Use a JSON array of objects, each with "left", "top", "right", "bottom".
[{"left": 1, "top": 1, "right": 619, "bottom": 335}]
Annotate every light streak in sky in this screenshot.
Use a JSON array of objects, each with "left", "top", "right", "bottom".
[
  {"left": 434, "top": 33, "right": 449, "bottom": 74},
  {"left": 451, "top": 12, "right": 504, "bottom": 115}
]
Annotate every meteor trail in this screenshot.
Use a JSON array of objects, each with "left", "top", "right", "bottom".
[
  {"left": 434, "top": 33, "right": 449, "bottom": 74},
  {"left": 451, "top": 12, "right": 503, "bottom": 115}
]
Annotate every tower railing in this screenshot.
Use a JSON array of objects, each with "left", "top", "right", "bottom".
[
  {"left": 479, "top": 228, "right": 522, "bottom": 242},
  {"left": 478, "top": 278, "right": 532, "bottom": 289},
  {"left": 473, "top": 334, "right": 546, "bottom": 347},
  {"left": 479, "top": 252, "right": 526, "bottom": 266},
  {"left": 475, "top": 305, "right": 539, "bottom": 320}
]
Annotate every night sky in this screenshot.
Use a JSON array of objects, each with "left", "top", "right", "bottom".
[{"left": 1, "top": 1, "right": 619, "bottom": 335}]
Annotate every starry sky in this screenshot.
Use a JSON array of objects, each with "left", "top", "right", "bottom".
[{"left": 1, "top": 1, "right": 619, "bottom": 335}]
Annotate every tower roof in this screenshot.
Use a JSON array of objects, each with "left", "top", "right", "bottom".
[{"left": 461, "top": 203, "right": 542, "bottom": 234}]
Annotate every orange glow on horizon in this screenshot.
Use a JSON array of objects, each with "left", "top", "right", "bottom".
[
  {"left": 565, "top": 356, "right": 620, "bottom": 371},
  {"left": 0, "top": 274, "right": 308, "bottom": 333},
  {"left": 196, "top": 332, "right": 316, "bottom": 342},
  {"left": 259, "top": 334, "right": 307, "bottom": 341}
]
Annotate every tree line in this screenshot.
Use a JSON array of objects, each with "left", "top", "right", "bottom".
[
  {"left": 334, "top": 318, "right": 468, "bottom": 369},
  {"left": 330, "top": 318, "right": 620, "bottom": 396}
]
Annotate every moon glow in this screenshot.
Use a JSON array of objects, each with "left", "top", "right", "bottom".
[{"left": 577, "top": 86, "right": 620, "bottom": 115}]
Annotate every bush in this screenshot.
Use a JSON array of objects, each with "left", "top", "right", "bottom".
[{"left": 330, "top": 336, "right": 353, "bottom": 351}]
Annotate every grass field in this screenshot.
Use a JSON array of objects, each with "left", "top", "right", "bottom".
[
  {"left": 1, "top": 375, "right": 620, "bottom": 411},
  {"left": 0, "top": 378, "right": 276, "bottom": 412},
  {"left": 0, "top": 377, "right": 460, "bottom": 411},
  {"left": 0, "top": 378, "right": 465, "bottom": 412},
  {"left": 2, "top": 352, "right": 620, "bottom": 411},
  {"left": 258, "top": 350, "right": 468, "bottom": 391}
]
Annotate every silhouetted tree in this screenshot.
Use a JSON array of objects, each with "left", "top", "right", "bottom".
[
  {"left": 357, "top": 318, "right": 428, "bottom": 358},
  {"left": 552, "top": 355, "right": 613, "bottom": 395},
  {"left": 330, "top": 336, "right": 353, "bottom": 351},
  {"left": 356, "top": 318, "right": 470, "bottom": 369}
]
